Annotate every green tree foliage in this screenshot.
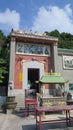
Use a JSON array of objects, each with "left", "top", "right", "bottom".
[
  {"left": 45, "top": 30, "right": 73, "bottom": 49},
  {"left": 0, "top": 59, "right": 7, "bottom": 83},
  {"left": 0, "top": 30, "right": 10, "bottom": 85},
  {"left": 45, "top": 29, "right": 60, "bottom": 37},
  {"left": 0, "top": 30, "right": 6, "bottom": 50}
]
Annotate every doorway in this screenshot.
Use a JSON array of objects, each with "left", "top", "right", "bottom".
[
  {"left": 25, "top": 68, "right": 39, "bottom": 99},
  {"left": 28, "top": 68, "right": 39, "bottom": 92}
]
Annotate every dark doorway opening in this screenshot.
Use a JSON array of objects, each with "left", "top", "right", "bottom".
[
  {"left": 28, "top": 68, "right": 39, "bottom": 92},
  {"left": 25, "top": 68, "right": 39, "bottom": 99}
]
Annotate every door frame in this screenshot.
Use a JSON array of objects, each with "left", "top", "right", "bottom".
[{"left": 22, "top": 60, "right": 44, "bottom": 89}]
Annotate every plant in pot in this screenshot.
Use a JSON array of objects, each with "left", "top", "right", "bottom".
[
  {"left": 6, "top": 96, "right": 16, "bottom": 102},
  {"left": 2, "top": 96, "right": 17, "bottom": 114}
]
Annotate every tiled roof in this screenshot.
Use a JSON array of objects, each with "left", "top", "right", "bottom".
[
  {"left": 58, "top": 48, "right": 73, "bottom": 53},
  {"left": 40, "top": 73, "right": 68, "bottom": 84}
]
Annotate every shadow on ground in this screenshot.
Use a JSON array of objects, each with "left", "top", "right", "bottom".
[
  {"left": 22, "top": 124, "right": 36, "bottom": 130},
  {"left": 22, "top": 122, "right": 73, "bottom": 130},
  {"left": 14, "top": 111, "right": 73, "bottom": 130}
]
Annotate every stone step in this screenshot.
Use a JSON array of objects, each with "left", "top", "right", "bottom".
[{"left": 15, "top": 94, "right": 25, "bottom": 110}]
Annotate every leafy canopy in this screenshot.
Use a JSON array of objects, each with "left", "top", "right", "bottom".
[
  {"left": 0, "top": 30, "right": 10, "bottom": 84},
  {"left": 45, "top": 29, "right": 73, "bottom": 49}
]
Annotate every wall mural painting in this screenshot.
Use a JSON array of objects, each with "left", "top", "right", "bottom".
[
  {"left": 63, "top": 55, "right": 73, "bottom": 69},
  {"left": 16, "top": 43, "right": 50, "bottom": 56}
]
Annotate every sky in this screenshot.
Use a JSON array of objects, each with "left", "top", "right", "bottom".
[{"left": 0, "top": 0, "right": 73, "bottom": 35}]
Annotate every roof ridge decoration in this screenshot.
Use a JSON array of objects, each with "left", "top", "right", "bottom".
[
  {"left": 44, "top": 72, "right": 61, "bottom": 76},
  {"left": 11, "top": 29, "right": 58, "bottom": 41}
]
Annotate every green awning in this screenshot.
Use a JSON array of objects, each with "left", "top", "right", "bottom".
[{"left": 40, "top": 73, "right": 68, "bottom": 84}]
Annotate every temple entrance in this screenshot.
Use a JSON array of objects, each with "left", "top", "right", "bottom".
[
  {"left": 23, "top": 60, "right": 44, "bottom": 99},
  {"left": 25, "top": 68, "right": 39, "bottom": 99},
  {"left": 28, "top": 68, "right": 39, "bottom": 92}
]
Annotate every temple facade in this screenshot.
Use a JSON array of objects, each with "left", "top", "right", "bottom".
[{"left": 8, "top": 30, "right": 73, "bottom": 108}]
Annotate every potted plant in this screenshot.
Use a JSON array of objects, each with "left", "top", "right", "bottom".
[
  {"left": 6, "top": 96, "right": 16, "bottom": 102},
  {"left": 2, "top": 96, "right": 17, "bottom": 114}
]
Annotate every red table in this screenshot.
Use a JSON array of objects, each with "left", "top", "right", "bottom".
[
  {"left": 36, "top": 105, "right": 73, "bottom": 130},
  {"left": 24, "top": 99, "right": 37, "bottom": 118}
]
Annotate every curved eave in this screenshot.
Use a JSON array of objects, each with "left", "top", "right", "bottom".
[
  {"left": 40, "top": 80, "right": 68, "bottom": 84},
  {"left": 39, "top": 73, "right": 69, "bottom": 84}
]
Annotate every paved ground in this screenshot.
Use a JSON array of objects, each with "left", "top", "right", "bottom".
[{"left": 0, "top": 112, "right": 73, "bottom": 130}]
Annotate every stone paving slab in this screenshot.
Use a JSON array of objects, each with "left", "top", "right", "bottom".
[{"left": 0, "top": 113, "right": 73, "bottom": 130}]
